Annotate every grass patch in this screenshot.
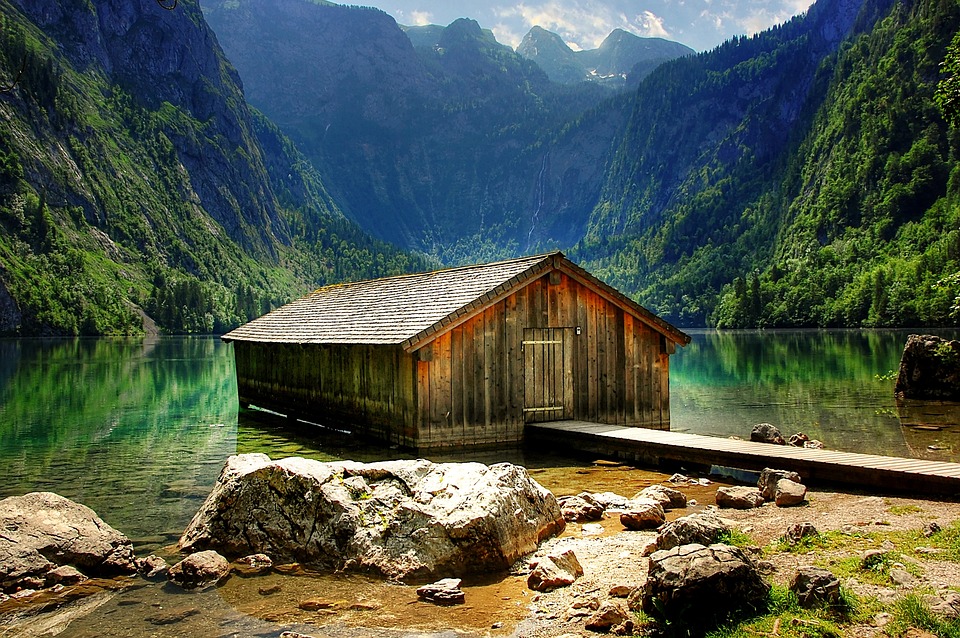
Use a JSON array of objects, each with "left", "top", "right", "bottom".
[
  {"left": 886, "top": 503, "right": 923, "bottom": 516},
  {"left": 884, "top": 594, "right": 960, "bottom": 637},
  {"left": 772, "top": 529, "right": 870, "bottom": 554},
  {"left": 701, "top": 585, "right": 865, "bottom": 638},
  {"left": 718, "top": 528, "right": 757, "bottom": 548}
]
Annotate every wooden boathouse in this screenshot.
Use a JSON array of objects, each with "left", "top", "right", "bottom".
[{"left": 222, "top": 252, "right": 691, "bottom": 450}]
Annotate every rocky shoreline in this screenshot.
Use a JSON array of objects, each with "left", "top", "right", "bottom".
[{"left": 1, "top": 456, "right": 959, "bottom": 637}]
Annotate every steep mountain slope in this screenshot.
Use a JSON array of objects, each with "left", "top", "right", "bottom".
[
  {"left": 0, "top": 0, "right": 427, "bottom": 335},
  {"left": 518, "top": 26, "right": 694, "bottom": 87},
  {"left": 572, "top": 0, "right": 960, "bottom": 327},
  {"left": 202, "top": 0, "right": 617, "bottom": 261}
]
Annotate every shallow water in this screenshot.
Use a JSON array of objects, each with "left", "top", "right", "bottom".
[{"left": 0, "top": 330, "right": 957, "bottom": 636}]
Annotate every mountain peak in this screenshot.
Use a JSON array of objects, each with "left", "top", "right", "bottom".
[{"left": 519, "top": 26, "right": 693, "bottom": 87}]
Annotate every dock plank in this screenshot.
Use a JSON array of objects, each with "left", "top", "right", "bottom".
[{"left": 527, "top": 421, "right": 960, "bottom": 495}]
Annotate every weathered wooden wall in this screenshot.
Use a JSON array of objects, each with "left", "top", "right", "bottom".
[
  {"left": 232, "top": 269, "right": 673, "bottom": 451},
  {"left": 412, "top": 271, "right": 671, "bottom": 448},
  {"left": 233, "top": 342, "right": 418, "bottom": 447}
]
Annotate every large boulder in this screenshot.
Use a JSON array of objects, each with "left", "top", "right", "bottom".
[
  {"left": 178, "top": 454, "right": 564, "bottom": 582},
  {"left": 0, "top": 492, "right": 137, "bottom": 593},
  {"left": 644, "top": 512, "right": 729, "bottom": 555},
  {"left": 638, "top": 543, "right": 770, "bottom": 634},
  {"left": 895, "top": 334, "right": 960, "bottom": 400}
]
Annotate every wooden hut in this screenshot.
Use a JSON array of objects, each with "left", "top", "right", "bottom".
[{"left": 222, "top": 252, "right": 690, "bottom": 450}]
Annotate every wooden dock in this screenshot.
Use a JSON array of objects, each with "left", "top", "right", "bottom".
[{"left": 526, "top": 421, "right": 960, "bottom": 496}]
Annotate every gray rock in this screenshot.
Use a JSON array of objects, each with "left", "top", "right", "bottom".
[
  {"left": 619, "top": 502, "right": 665, "bottom": 530},
  {"left": 179, "top": 454, "right": 565, "bottom": 582},
  {"left": 895, "top": 334, "right": 960, "bottom": 400},
  {"left": 416, "top": 578, "right": 465, "bottom": 605},
  {"left": 775, "top": 479, "right": 807, "bottom": 507},
  {"left": 751, "top": 423, "right": 786, "bottom": 445},
  {"left": 44, "top": 565, "right": 87, "bottom": 587},
  {"left": 584, "top": 599, "right": 629, "bottom": 632},
  {"left": 168, "top": 550, "right": 230, "bottom": 589},
  {"left": 558, "top": 493, "right": 604, "bottom": 522},
  {"left": 926, "top": 591, "right": 960, "bottom": 619},
  {"left": 633, "top": 484, "right": 687, "bottom": 509},
  {"left": 638, "top": 543, "right": 770, "bottom": 634},
  {"left": 234, "top": 553, "right": 273, "bottom": 576},
  {"left": 788, "top": 432, "right": 810, "bottom": 447},
  {"left": 0, "top": 492, "right": 137, "bottom": 593},
  {"left": 789, "top": 566, "right": 840, "bottom": 608},
  {"left": 716, "top": 486, "right": 764, "bottom": 509},
  {"left": 645, "top": 512, "right": 730, "bottom": 555},
  {"left": 528, "top": 549, "right": 583, "bottom": 591},
  {"left": 136, "top": 555, "right": 170, "bottom": 579},
  {"left": 783, "top": 522, "right": 819, "bottom": 545},
  {"left": 589, "top": 492, "right": 631, "bottom": 510},
  {"left": 758, "top": 468, "right": 802, "bottom": 501},
  {"left": 889, "top": 568, "right": 917, "bottom": 587}
]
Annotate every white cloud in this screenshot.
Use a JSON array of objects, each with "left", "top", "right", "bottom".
[
  {"left": 637, "top": 10, "right": 670, "bottom": 38},
  {"left": 409, "top": 10, "right": 434, "bottom": 25},
  {"left": 493, "top": 1, "right": 674, "bottom": 49},
  {"left": 492, "top": 22, "right": 524, "bottom": 48}
]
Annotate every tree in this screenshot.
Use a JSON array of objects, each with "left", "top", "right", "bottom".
[{"left": 937, "top": 29, "right": 960, "bottom": 127}]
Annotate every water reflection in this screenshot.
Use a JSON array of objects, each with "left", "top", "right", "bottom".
[
  {"left": 670, "top": 329, "right": 960, "bottom": 460},
  {"left": 1, "top": 331, "right": 958, "bottom": 551},
  {"left": 0, "top": 337, "right": 239, "bottom": 549}
]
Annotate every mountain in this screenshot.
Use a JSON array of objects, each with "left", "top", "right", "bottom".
[
  {"left": 0, "top": 0, "right": 428, "bottom": 336},
  {"left": 518, "top": 26, "right": 694, "bottom": 87},
  {"left": 573, "top": 0, "right": 960, "bottom": 328},
  {"left": 202, "top": 1, "right": 617, "bottom": 261}
]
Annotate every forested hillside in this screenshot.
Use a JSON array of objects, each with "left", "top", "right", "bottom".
[
  {"left": 0, "top": 0, "right": 428, "bottom": 336},
  {"left": 575, "top": 0, "right": 960, "bottom": 328}
]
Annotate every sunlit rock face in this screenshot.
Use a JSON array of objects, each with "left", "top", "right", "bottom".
[
  {"left": 0, "top": 492, "right": 138, "bottom": 593},
  {"left": 179, "top": 454, "right": 565, "bottom": 582}
]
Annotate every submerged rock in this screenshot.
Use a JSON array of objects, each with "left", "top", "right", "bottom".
[
  {"left": 416, "top": 578, "right": 465, "bottom": 605},
  {"left": 168, "top": 550, "right": 231, "bottom": 589},
  {"left": 0, "top": 492, "right": 137, "bottom": 593},
  {"left": 179, "top": 454, "right": 564, "bottom": 582}
]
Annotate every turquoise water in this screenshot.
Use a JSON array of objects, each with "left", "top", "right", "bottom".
[{"left": 0, "top": 331, "right": 957, "bottom": 550}]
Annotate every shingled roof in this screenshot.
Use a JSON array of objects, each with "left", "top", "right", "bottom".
[{"left": 221, "top": 251, "right": 690, "bottom": 350}]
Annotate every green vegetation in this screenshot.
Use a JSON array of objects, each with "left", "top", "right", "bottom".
[
  {"left": 0, "top": 1, "right": 430, "bottom": 336},
  {"left": 887, "top": 594, "right": 960, "bottom": 637},
  {"left": 575, "top": 0, "right": 960, "bottom": 328}
]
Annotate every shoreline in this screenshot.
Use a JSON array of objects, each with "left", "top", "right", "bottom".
[{"left": 3, "top": 466, "right": 959, "bottom": 638}]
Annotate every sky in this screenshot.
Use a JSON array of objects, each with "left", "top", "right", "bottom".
[{"left": 358, "top": 0, "right": 815, "bottom": 52}]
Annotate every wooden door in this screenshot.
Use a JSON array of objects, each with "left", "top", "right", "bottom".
[{"left": 523, "top": 328, "right": 573, "bottom": 422}]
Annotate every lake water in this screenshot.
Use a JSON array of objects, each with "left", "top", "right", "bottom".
[
  {"left": 1, "top": 330, "right": 957, "bottom": 547},
  {"left": 1, "top": 331, "right": 958, "bottom": 548},
  {"left": 0, "top": 331, "right": 958, "bottom": 636}
]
